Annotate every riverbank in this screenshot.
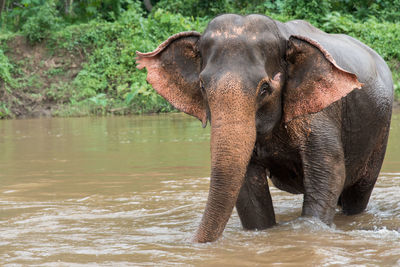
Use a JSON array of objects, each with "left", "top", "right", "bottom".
[
  {"left": 1, "top": 2, "right": 399, "bottom": 119},
  {"left": 1, "top": 33, "right": 399, "bottom": 119}
]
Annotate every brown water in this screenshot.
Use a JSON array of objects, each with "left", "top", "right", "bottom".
[{"left": 0, "top": 112, "right": 399, "bottom": 266}]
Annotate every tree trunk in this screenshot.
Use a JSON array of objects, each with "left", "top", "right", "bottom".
[
  {"left": 143, "top": 0, "right": 152, "bottom": 12},
  {"left": 0, "top": 0, "right": 6, "bottom": 18},
  {"left": 64, "top": 0, "right": 73, "bottom": 16}
]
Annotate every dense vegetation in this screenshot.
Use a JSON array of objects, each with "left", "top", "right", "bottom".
[{"left": 0, "top": 0, "right": 399, "bottom": 118}]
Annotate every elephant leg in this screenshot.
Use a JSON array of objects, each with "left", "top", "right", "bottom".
[
  {"left": 340, "top": 178, "right": 376, "bottom": 215},
  {"left": 300, "top": 124, "right": 346, "bottom": 224},
  {"left": 340, "top": 130, "right": 389, "bottom": 215},
  {"left": 236, "top": 162, "right": 276, "bottom": 230}
]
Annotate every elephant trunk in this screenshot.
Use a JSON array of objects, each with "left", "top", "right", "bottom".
[{"left": 193, "top": 114, "right": 256, "bottom": 243}]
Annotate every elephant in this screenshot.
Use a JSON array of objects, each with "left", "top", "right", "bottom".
[{"left": 136, "top": 14, "right": 393, "bottom": 243}]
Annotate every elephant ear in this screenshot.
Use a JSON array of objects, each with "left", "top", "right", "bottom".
[
  {"left": 136, "top": 31, "right": 207, "bottom": 126},
  {"left": 284, "top": 35, "right": 363, "bottom": 123}
]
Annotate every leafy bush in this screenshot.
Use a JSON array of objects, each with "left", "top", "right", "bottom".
[
  {"left": 0, "top": 47, "right": 15, "bottom": 118},
  {"left": 319, "top": 13, "right": 400, "bottom": 61},
  {"left": 21, "top": 1, "right": 62, "bottom": 43},
  {"left": 154, "top": 0, "right": 228, "bottom": 18},
  {"left": 0, "top": 102, "right": 11, "bottom": 118},
  {"left": 0, "top": 48, "right": 14, "bottom": 87},
  {"left": 329, "top": 0, "right": 400, "bottom": 23},
  {"left": 281, "top": 0, "right": 331, "bottom": 24},
  {"left": 48, "top": 2, "right": 207, "bottom": 115}
]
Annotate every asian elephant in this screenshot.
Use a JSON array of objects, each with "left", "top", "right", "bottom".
[{"left": 136, "top": 14, "right": 393, "bottom": 243}]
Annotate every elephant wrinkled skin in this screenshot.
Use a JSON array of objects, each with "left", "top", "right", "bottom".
[{"left": 136, "top": 14, "right": 393, "bottom": 243}]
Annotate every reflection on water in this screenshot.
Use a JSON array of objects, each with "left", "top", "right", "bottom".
[{"left": 0, "top": 112, "right": 399, "bottom": 266}]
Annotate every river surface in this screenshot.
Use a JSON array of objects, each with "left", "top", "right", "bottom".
[{"left": 0, "top": 112, "right": 399, "bottom": 266}]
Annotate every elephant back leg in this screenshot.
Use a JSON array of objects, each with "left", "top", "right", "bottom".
[
  {"left": 340, "top": 128, "right": 390, "bottom": 215},
  {"left": 236, "top": 162, "right": 276, "bottom": 230}
]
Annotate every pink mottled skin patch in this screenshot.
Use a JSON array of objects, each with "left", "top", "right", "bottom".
[
  {"left": 136, "top": 32, "right": 207, "bottom": 127},
  {"left": 210, "top": 26, "right": 246, "bottom": 39},
  {"left": 284, "top": 36, "right": 363, "bottom": 123}
]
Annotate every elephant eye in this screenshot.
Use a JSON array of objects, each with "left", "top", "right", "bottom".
[
  {"left": 199, "top": 80, "right": 206, "bottom": 93},
  {"left": 260, "top": 82, "right": 272, "bottom": 96}
]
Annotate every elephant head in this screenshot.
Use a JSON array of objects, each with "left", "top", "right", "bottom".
[{"left": 136, "top": 14, "right": 362, "bottom": 243}]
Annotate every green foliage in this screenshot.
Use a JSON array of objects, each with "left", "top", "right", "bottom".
[
  {"left": 44, "top": 82, "right": 71, "bottom": 102},
  {"left": 154, "top": 0, "right": 228, "bottom": 17},
  {"left": 1, "top": 0, "right": 66, "bottom": 35},
  {"left": 281, "top": 0, "right": 332, "bottom": 24},
  {"left": 47, "top": 2, "right": 205, "bottom": 115},
  {"left": 320, "top": 14, "right": 400, "bottom": 61},
  {"left": 153, "top": 0, "right": 400, "bottom": 22},
  {"left": 1, "top": 0, "right": 135, "bottom": 31},
  {"left": 0, "top": 102, "right": 11, "bottom": 118},
  {"left": 329, "top": 0, "right": 400, "bottom": 22},
  {"left": 0, "top": 0, "right": 399, "bottom": 118},
  {"left": 0, "top": 48, "right": 14, "bottom": 86},
  {"left": 0, "top": 48, "right": 16, "bottom": 118},
  {"left": 390, "top": 62, "right": 400, "bottom": 98},
  {"left": 153, "top": 0, "right": 286, "bottom": 17},
  {"left": 21, "top": 1, "right": 62, "bottom": 43},
  {"left": 1, "top": 0, "right": 48, "bottom": 31},
  {"left": 68, "top": 0, "right": 123, "bottom": 22}
]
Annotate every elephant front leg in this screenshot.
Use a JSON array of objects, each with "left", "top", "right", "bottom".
[
  {"left": 300, "top": 126, "right": 346, "bottom": 224},
  {"left": 236, "top": 162, "right": 276, "bottom": 230}
]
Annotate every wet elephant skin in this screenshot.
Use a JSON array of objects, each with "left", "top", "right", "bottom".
[{"left": 136, "top": 14, "right": 394, "bottom": 243}]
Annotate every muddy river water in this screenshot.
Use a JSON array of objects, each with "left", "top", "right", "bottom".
[{"left": 0, "top": 112, "right": 399, "bottom": 266}]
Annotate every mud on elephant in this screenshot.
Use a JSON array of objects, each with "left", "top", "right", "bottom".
[{"left": 136, "top": 14, "right": 393, "bottom": 243}]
